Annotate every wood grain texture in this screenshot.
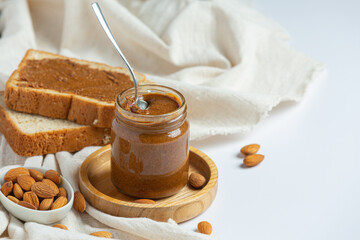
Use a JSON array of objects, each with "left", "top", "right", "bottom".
[{"left": 79, "top": 145, "right": 218, "bottom": 223}]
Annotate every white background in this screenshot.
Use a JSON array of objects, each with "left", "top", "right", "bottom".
[{"left": 181, "top": 0, "right": 360, "bottom": 239}]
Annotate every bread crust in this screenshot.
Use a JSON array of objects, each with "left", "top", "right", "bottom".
[
  {"left": 0, "top": 93, "right": 111, "bottom": 157},
  {"left": 4, "top": 49, "right": 147, "bottom": 128}
]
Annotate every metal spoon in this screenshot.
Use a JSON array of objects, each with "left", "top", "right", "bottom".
[{"left": 91, "top": 2, "right": 148, "bottom": 110}]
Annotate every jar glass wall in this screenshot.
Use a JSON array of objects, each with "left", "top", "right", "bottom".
[{"left": 111, "top": 85, "right": 189, "bottom": 199}]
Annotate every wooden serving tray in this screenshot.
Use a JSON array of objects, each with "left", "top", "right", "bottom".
[{"left": 79, "top": 145, "right": 218, "bottom": 223}]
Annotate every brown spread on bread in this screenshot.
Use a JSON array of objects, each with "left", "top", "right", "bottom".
[{"left": 19, "top": 59, "right": 134, "bottom": 102}]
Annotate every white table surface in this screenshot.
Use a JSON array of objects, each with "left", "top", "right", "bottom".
[{"left": 181, "top": 1, "right": 360, "bottom": 239}]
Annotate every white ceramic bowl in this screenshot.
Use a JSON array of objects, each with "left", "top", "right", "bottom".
[{"left": 0, "top": 165, "right": 74, "bottom": 224}]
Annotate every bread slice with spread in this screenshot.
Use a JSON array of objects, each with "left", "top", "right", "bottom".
[
  {"left": 0, "top": 92, "right": 110, "bottom": 157},
  {"left": 4, "top": 49, "right": 146, "bottom": 128}
]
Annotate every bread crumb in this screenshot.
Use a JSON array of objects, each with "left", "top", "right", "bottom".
[
  {"left": 103, "top": 135, "right": 111, "bottom": 144},
  {"left": 93, "top": 119, "right": 98, "bottom": 125}
]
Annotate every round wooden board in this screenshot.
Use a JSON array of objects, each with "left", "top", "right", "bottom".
[{"left": 79, "top": 145, "right": 218, "bottom": 223}]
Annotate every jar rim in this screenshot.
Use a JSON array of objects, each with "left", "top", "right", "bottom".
[{"left": 115, "top": 84, "right": 187, "bottom": 123}]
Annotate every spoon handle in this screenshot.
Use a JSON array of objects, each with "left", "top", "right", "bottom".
[{"left": 91, "top": 2, "right": 140, "bottom": 101}]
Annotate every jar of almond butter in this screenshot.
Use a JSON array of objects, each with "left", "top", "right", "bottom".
[{"left": 111, "top": 85, "right": 189, "bottom": 199}]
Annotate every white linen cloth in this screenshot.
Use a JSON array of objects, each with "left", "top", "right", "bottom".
[{"left": 0, "top": 0, "right": 324, "bottom": 239}]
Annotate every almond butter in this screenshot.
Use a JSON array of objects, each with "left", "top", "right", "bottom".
[
  {"left": 39, "top": 198, "right": 54, "bottom": 210},
  {"left": 90, "top": 231, "right": 113, "bottom": 238},
  {"left": 17, "top": 175, "right": 35, "bottom": 191},
  {"left": 189, "top": 173, "right": 206, "bottom": 189},
  {"left": 29, "top": 169, "right": 44, "bottom": 182},
  {"left": 197, "top": 221, "right": 212, "bottom": 235},
  {"left": 241, "top": 144, "right": 260, "bottom": 156},
  {"left": 18, "top": 201, "right": 36, "bottom": 210},
  {"left": 13, "top": 183, "right": 24, "bottom": 199},
  {"left": 1, "top": 181, "right": 13, "bottom": 196},
  {"left": 243, "top": 154, "right": 264, "bottom": 167},
  {"left": 58, "top": 187, "right": 67, "bottom": 198},
  {"left": 31, "top": 182, "right": 56, "bottom": 198},
  {"left": 52, "top": 224, "right": 68, "bottom": 230},
  {"left": 23, "top": 191, "right": 39, "bottom": 209},
  {"left": 73, "top": 191, "right": 86, "bottom": 213},
  {"left": 44, "top": 170, "right": 61, "bottom": 185},
  {"left": 132, "top": 199, "right": 156, "bottom": 204},
  {"left": 7, "top": 195, "right": 20, "bottom": 204},
  {"left": 51, "top": 196, "right": 67, "bottom": 210},
  {"left": 42, "top": 179, "right": 59, "bottom": 195},
  {"left": 4, "top": 167, "right": 29, "bottom": 182}
]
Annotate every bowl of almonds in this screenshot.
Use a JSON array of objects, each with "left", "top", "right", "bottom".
[{"left": 0, "top": 165, "right": 74, "bottom": 224}]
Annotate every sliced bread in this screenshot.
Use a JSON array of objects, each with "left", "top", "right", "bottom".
[
  {"left": 0, "top": 92, "right": 110, "bottom": 157},
  {"left": 5, "top": 49, "right": 147, "bottom": 128}
]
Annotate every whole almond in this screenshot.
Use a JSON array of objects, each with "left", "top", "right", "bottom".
[
  {"left": 29, "top": 169, "right": 44, "bottom": 182},
  {"left": 58, "top": 187, "right": 67, "bottom": 198},
  {"left": 31, "top": 182, "right": 56, "bottom": 198},
  {"left": 241, "top": 144, "right": 260, "bottom": 156},
  {"left": 243, "top": 154, "right": 264, "bottom": 167},
  {"left": 1, "top": 181, "right": 13, "bottom": 196},
  {"left": 17, "top": 175, "right": 35, "bottom": 191},
  {"left": 52, "top": 224, "right": 68, "bottom": 230},
  {"left": 39, "top": 198, "right": 54, "bottom": 210},
  {"left": 132, "top": 199, "right": 156, "bottom": 204},
  {"left": 44, "top": 170, "right": 61, "bottom": 185},
  {"left": 73, "top": 191, "right": 86, "bottom": 213},
  {"left": 51, "top": 196, "right": 67, "bottom": 210},
  {"left": 7, "top": 195, "right": 20, "bottom": 204},
  {"left": 90, "top": 231, "right": 113, "bottom": 238},
  {"left": 198, "top": 221, "right": 212, "bottom": 235},
  {"left": 4, "top": 167, "right": 29, "bottom": 182},
  {"left": 18, "top": 201, "right": 36, "bottom": 210},
  {"left": 23, "top": 191, "right": 39, "bottom": 209},
  {"left": 189, "top": 173, "right": 206, "bottom": 189},
  {"left": 13, "top": 183, "right": 24, "bottom": 199},
  {"left": 42, "top": 179, "right": 59, "bottom": 195}
]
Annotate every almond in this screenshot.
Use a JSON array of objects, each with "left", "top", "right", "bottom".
[
  {"left": 73, "top": 191, "right": 86, "bottom": 213},
  {"left": 58, "top": 187, "right": 67, "bottom": 198},
  {"left": 197, "top": 221, "right": 212, "bottom": 235},
  {"left": 18, "top": 201, "right": 36, "bottom": 210},
  {"left": 243, "top": 154, "right": 264, "bottom": 167},
  {"left": 51, "top": 196, "right": 67, "bottom": 210},
  {"left": 4, "top": 167, "right": 29, "bottom": 182},
  {"left": 23, "top": 191, "right": 39, "bottom": 209},
  {"left": 13, "top": 183, "right": 24, "bottom": 199},
  {"left": 132, "top": 199, "right": 156, "bottom": 204},
  {"left": 31, "top": 182, "right": 56, "bottom": 198},
  {"left": 29, "top": 169, "right": 44, "bottom": 182},
  {"left": 42, "top": 179, "right": 59, "bottom": 195},
  {"left": 39, "top": 198, "right": 54, "bottom": 210},
  {"left": 90, "top": 231, "right": 113, "bottom": 238},
  {"left": 7, "top": 195, "right": 20, "bottom": 204},
  {"left": 241, "top": 144, "right": 260, "bottom": 156},
  {"left": 1, "top": 181, "right": 13, "bottom": 196},
  {"left": 188, "top": 173, "right": 206, "bottom": 189},
  {"left": 52, "top": 224, "right": 68, "bottom": 230},
  {"left": 17, "top": 175, "right": 35, "bottom": 191},
  {"left": 44, "top": 170, "right": 61, "bottom": 185}
]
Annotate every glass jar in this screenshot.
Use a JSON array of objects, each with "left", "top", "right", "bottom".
[{"left": 111, "top": 85, "right": 189, "bottom": 199}]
